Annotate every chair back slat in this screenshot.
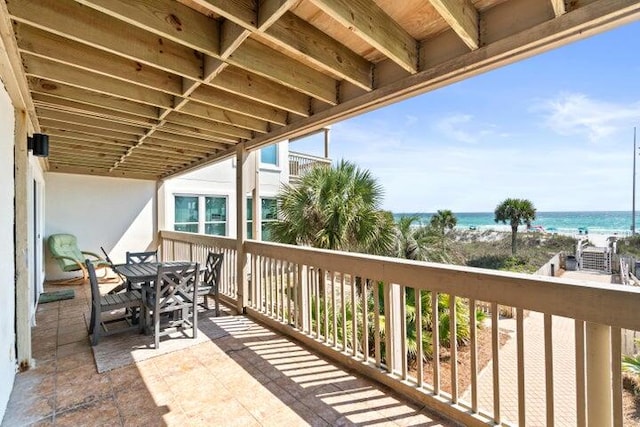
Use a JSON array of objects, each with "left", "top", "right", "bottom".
[
  {"left": 126, "top": 250, "right": 158, "bottom": 264},
  {"left": 204, "top": 252, "right": 224, "bottom": 288},
  {"left": 85, "top": 259, "right": 101, "bottom": 309}
]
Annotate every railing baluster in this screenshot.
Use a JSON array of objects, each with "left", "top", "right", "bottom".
[
  {"left": 341, "top": 273, "right": 347, "bottom": 352},
  {"left": 400, "top": 285, "right": 407, "bottom": 381},
  {"left": 332, "top": 272, "right": 337, "bottom": 348},
  {"left": 292, "top": 263, "right": 298, "bottom": 328},
  {"left": 252, "top": 253, "right": 257, "bottom": 309},
  {"left": 470, "top": 299, "right": 478, "bottom": 413},
  {"left": 279, "top": 259, "right": 285, "bottom": 322},
  {"left": 351, "top": 273, "right": 358, "bottom": 357},
  {"left": 287, "top": 262, "right": 293, "bottom": 325},
  {"left": 362, "top": 276, "right": 369, "bottom": 363},
  {"left": 450, "top": 294, "right": 458, "bottom": 403},
  {"left": 416, "top": 289, "right": 423, "bottom": 388},
  {"left": 492, "top": 302, "right": 500, "bottom": 424},
  {"left": 374, "top": 280, "right": 381, "bottom": 368},
  {"left": 575, "top": 320, "right": 586, "bottom": 427},
  {"left": 611, "top": 327, "right": 622, "bottom": 427},
  {"left": 322, "top": 270, "right": 329, "bottom": 342},
  {"left": 315, "top": 268, "right": 320, "bottom": 339},
  {"left": 517, "top": 307, "right": 525, "bottom": 427},
  {"left": 544, "top": 313, "right": 554, "bottom": 427},
  {"left": 432, "top": 291, "right": 440, "bottom": 395},
  {"left": 307, "top": 266, "right": 312, "bottom": 335},
  {"left": 268, "top": 257, "right": 274, "bottom": 317}
]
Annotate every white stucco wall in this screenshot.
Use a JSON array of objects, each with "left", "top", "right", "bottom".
[
  {"left": 162, "top": 142, "right": 289, "bottom": 237},
  {"left": 44, "top": 174, "right": 157, "bottom": 279},
  {"left": 0, "top": 83, "right": 16, "bottom": 421}
]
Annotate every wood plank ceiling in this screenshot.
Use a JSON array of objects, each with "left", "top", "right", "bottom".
[{"left": 2, "top": 0, "right": 639, "bottom": 180}]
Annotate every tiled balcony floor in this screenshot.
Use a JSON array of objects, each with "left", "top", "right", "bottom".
[{"left": 2, "top": 282, "right": 455, "bottom": 426}]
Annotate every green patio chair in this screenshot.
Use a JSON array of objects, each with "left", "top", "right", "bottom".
[{"left": 48, "top": 234, "right": 110, "bottom": 284}]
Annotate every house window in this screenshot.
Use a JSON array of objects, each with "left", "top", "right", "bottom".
[
  {"left": 174, "top": 195, "right": 227, "bottom": 235},
  {"left": 247, "top": 197, "right": 278, "bottom": 241},
  {"left": 261, "top": 145, "right": 278, "bottom": 166},
  {"left": 174, "top": 196, "right": 198, "bottom": 233},
  {"left": 204, "top": 196, "right": 227, "bottom": 236}
]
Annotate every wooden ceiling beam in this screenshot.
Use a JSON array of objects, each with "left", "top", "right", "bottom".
[
  {"left": 119, "top": 154, "right": 190, "bottom": 167},
  {"left": 211, "top": 66, "right": 309, "bottom": 117},
  {"left": 8, "top": 0, "right": 204, "bottom": 80},
  {"left": 40, "top": 120, "right": 139, "bottom": 142},
  {"left": 36, "top": 107, "right": 147, "bottom": 135},
  {"left": 151, "top": 130, "right": 231, "bottom": 150},
  {"left": 50, "top": 138, "right": 130, "bottom": 152},
  {"left": 75, "top": 0, "right": 220, "bottom": 56},
  {"left": 15, "top": 24, "right": 182, "bottom": 96},
  {"left": 32, "top": 93, "right": 158, "bottom": 126},
  {"left": 228, "top": 38, "right": 336, "bottom": 104},
  {"left": 178, "top": 101, "right": 268, "bottom": 133},
  {"left": 428, "top": 0, "right": 479, "bottom": 50},
  {"left": 143, "top": 137, "right": 223, "bottom": 154},
  {"left": 189, "top": 85, "right": 287, "bottom": 125},
  {"left": 44, "top": 129, "right": 135, "bottom": 146},
  {"left": 28, "top": 77, "right": 160, "bottom": 119},
  {"left": 550, "top": 0, "right": 567, "bottom": 17},
  {"left": 47, "top": 164, "right": 158, "bottom": 180},
  {"left": 76, "top": 0, "right": 335, "bottom": 103},
  {"left": 163, "top": 111, "right": 253, "bottom": 140},
  {"left": 23, "top": 56, "right": 174, "bottom": 108},
  {"left": 308, "top": 0, "right": 418, "bottom": 74},
  {"left": 263, "top": 12, "right": 373, "bottom": 90},
  {"left": 158, "top": 122, "right": 239, "bottom": 144}
]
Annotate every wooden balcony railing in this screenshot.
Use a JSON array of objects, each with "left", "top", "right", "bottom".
[
  {"left": 288, "top": 151, "right": 331, "bottom": 183},
  {"left": 159, "top": 230, "right": 640, "bottom": 426}
]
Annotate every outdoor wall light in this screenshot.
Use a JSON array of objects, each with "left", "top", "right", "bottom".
[{"left": 27, "top": 133, "right": 49, "bottom": 157}]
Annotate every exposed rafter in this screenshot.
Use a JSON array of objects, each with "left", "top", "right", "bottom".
[
  {"left": 550, "top": 0, "right": 567, "bottom": 17},
  {"left": 428, "top": 0, "right": 479, "bottom": 50},
  {"left": 307, "top": 0, "right": 418, "bottom": 74}
]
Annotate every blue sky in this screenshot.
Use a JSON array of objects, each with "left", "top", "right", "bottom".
[{"left": 290, "top": 21, "right": 640, "bottom": 213}]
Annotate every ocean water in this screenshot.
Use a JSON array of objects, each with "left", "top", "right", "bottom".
[{"left": 394, "top": 211, "right": 639, "bottom": 236}]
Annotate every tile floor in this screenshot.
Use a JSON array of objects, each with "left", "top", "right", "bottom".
[{"left": 2, "top": 282, "right": 455, "bottom": 426}]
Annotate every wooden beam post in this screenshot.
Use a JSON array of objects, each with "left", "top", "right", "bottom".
[
  {"left": 236, "top": 144, "right": 248, "bottom": 312},
  {"left": 323, "top": 128, "right": 330, "bottom": 159},
  {"left": 586, "top": 322, "right": 612, "bottom": 426},
  {"left": 14, "top": 108, "right": 32, "bottom": 370}
]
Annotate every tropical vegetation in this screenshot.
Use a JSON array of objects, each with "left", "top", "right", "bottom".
[
  {"left": 494, "top": 198, "right": 537, "bottom": 255},
  {"left": 270, "top": 160, "right": 394, "bottom": 255}
]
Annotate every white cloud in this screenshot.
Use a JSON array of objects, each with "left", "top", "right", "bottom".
[
  {"left": 433, "top": 114, "right": 507, "bottom": 144},
  {"left": 434, "top": 114, "right": 477, "bottom": 143},
  {"left": 539, "top": 93, "right": 640, "bottom": 142}
]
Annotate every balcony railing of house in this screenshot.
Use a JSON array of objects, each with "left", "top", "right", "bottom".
[
  {"left": 288, "top": 151, "right": 331, "bottom": 183},
  {"left": 159, "top": 230, "right": 640, "bottom": 426}
]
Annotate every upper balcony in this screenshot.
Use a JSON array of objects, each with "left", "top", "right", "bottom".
[{"left": 288, "top": 151, "right": 332, "bottom": 185}]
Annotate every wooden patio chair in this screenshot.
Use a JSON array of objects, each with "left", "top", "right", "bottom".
[
  {"left": 198, "top": 252, "right": 224, "bottom": 316},
  {"left": 143, "top": 263, "right": 200, "bottom": 349},
  {"left": 48, "top": 234, "right": 110, "bottom": 284},
  {"left": 87, "top": 260, "right": 144, "bottom": 346}
]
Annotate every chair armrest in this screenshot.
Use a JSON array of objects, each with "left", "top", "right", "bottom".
[{"left": 81, "top": 251, "right": 102, "bottom": 260}]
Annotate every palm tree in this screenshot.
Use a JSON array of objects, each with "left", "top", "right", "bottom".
[
  {"left": 270, "top": 160, "right": 394, "bottom": 255},
  {"left": 494, "top": 198, "right": 536, "bottom": 255},
  {"left": 393, "top": 216, "right": 430, "bottom": 261},
  {"left": 429, "top": 209, "right": 457, "bottom": 255}
]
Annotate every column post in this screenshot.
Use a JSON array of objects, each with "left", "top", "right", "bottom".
[
  {"left": 586, "top": 322, "right": 612, "bottom": 426},
  {"left": 15, "top": 108, "right": 31, "bottom": 370},
  {"left": 236, "top": 144, "right": 248, "bottom": 312}
]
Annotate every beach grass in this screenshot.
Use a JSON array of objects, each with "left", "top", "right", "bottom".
[{"left": 447, "top": 231, "right": 577, "bottom": 273}]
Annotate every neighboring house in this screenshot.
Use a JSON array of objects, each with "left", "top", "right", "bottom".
[
  {"left": 162, "top": 130, "right": 331, "bottom": 242},
  {"left": 161, "top": 142, "right": 289, "bottom": 242}
]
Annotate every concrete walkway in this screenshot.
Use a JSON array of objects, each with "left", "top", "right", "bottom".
[{"left": 461, "top": 271, "right": 613, "bottom": 426}]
